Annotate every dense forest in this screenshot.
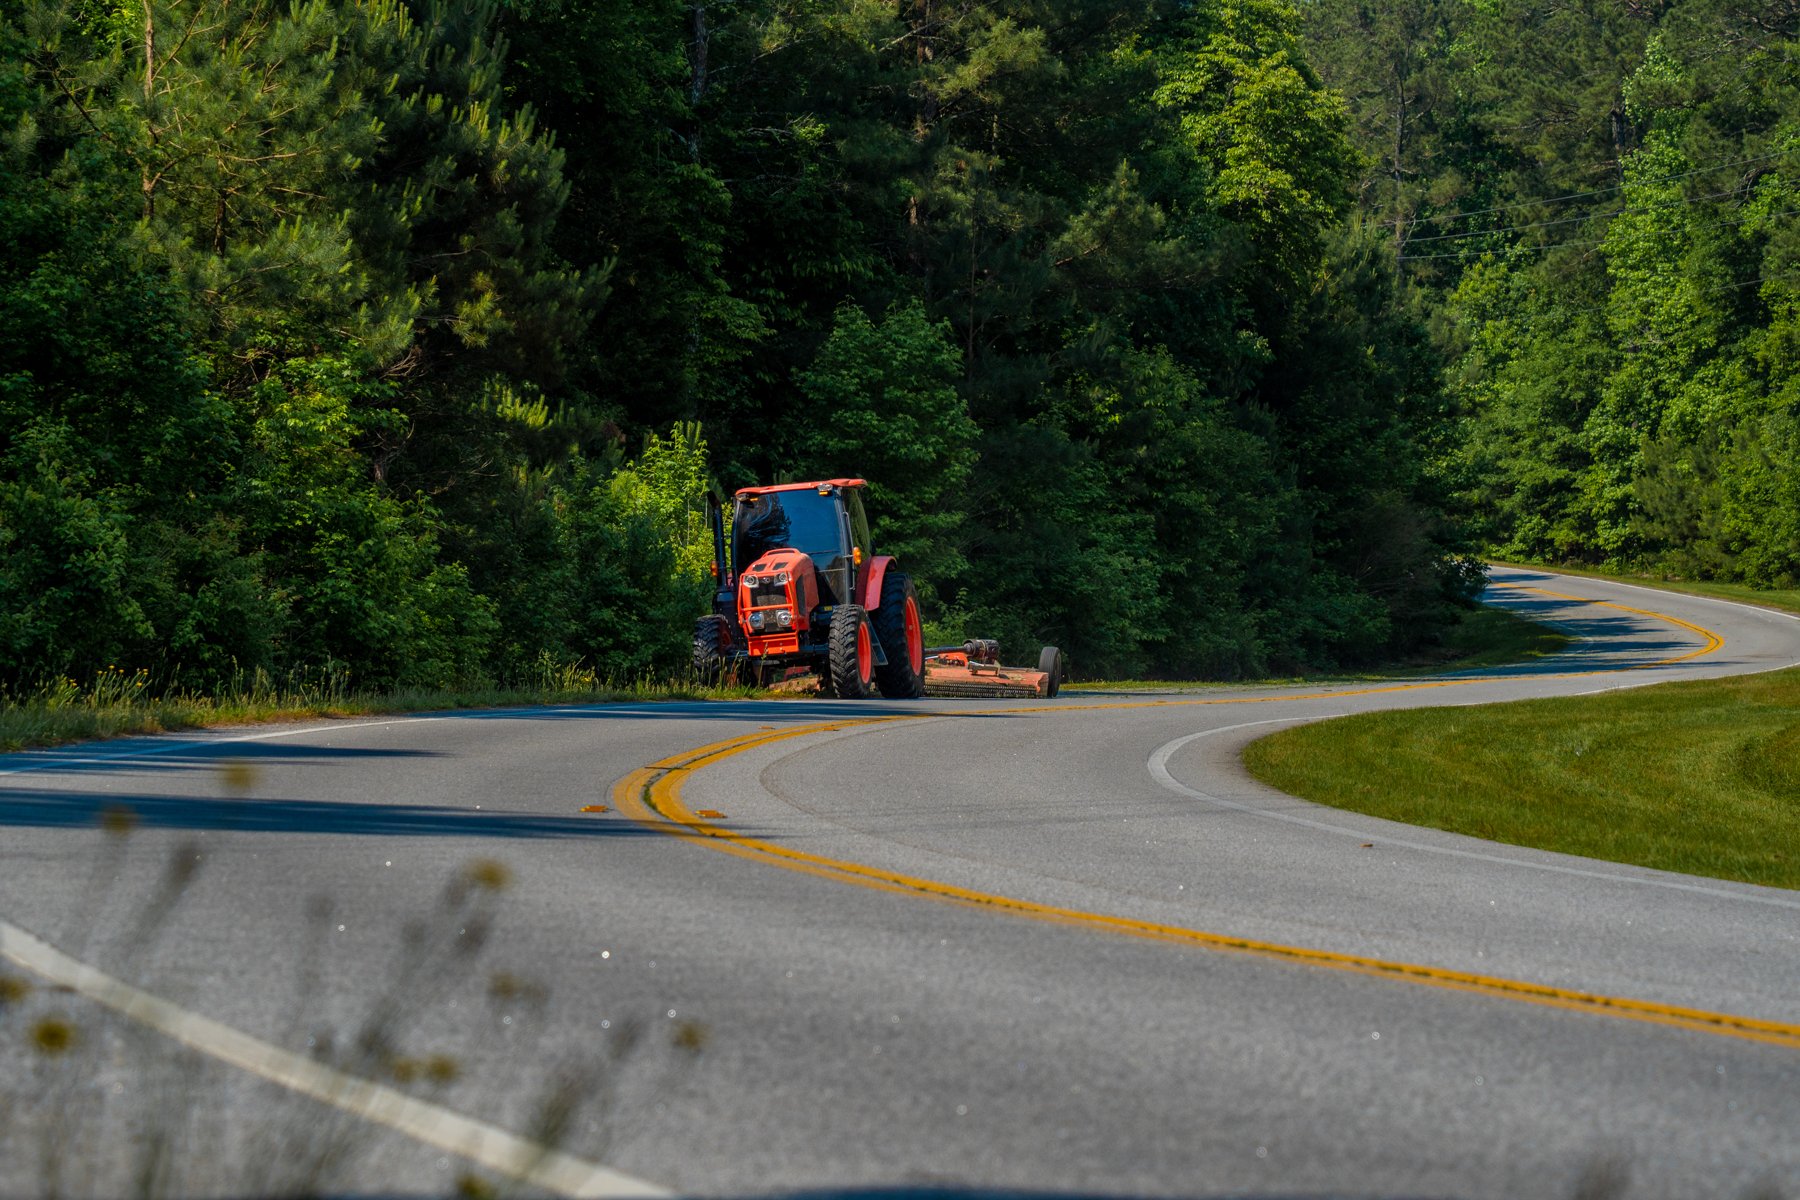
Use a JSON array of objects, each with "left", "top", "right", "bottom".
[
  {"left": 1306, "top": 0, "right": 1800, "bottom": 583},
  {"left": 2, "top": 0, "right": 1790, "bottom": 693}
]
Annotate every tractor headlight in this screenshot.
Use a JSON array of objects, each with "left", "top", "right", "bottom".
[
  {"left": 776, "top": 609, "right": 793, "bottom": 628},
  {"left": 749, "top": 611, "right": 766, "bottom": 631},
  {"left": 743, "top": 575, "right": 758, "bottom": 589},
  {"left": 774, "top": 571, "right": 789, "bottom": 585}
]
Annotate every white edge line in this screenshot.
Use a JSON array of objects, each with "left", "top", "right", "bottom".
[
  {"left": 1147, "top": 720, "right": 1800, "bottom": 912},
  {"left": 0, "top": 919, "right": 672, "bottom": 1200}
]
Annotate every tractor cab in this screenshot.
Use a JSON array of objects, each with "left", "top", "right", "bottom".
[{"left": 731, "top": 481, "right": 870, "bottom": 608}]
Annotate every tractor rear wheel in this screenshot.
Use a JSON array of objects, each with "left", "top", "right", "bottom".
[
  {"left": 872, "top": 573, "right": 926, "bottom": 699},
  {"left": 827, "top": 606, "right": 877, "bottom": 699},
  {"left": 694, "top": 615, "right": 733, "bottom": 683},
  {"left": 1038, "top": 645, "right": 1064, "bottom": 698}
]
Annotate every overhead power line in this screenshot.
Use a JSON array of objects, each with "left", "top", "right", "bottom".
[
  {"left": 1398, "top": 204, "right": 1800, "bottom": 263},
  {"left": 1379, "top": 147, "right": 1800, "bottom": 232},
  {"left": 1574, "top": 268, "right": 1800, "bottom": 315},
  {"left": 1403, "top": 186, "right": 1749, "bottom": 245}
]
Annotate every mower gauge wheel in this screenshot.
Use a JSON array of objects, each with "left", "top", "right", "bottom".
[{"left": 1037, "top": 645, "right": 1064, "bottom": 698}]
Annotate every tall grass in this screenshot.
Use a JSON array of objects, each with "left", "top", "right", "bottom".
[
  {"left": 1, "top": 656, "right": 767, "bottom": 753},
  {"left": 0, "top": 812, "right": 705, "bottom": 1197}
]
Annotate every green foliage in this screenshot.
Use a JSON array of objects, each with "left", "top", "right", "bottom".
[
  {"left": 1156, "top": 0, "right": 1359, "bottom": 291},
  {"left": 1303, "top": 0, "right": 1800, "bottom": 587},
  {"left": 794, "top": 301, "right": 977, "bottom": 594},
  {"left": 0, "top": 0, "right": 698, "bottom": 695},
  {"left": 1, "top": 0, "right": 1496, "bottom": 698},
  {"left": 611, "top": 423, "right": 717, "bottom": 588},
  {"left": 242, "top": 359, "right": 499, "bottom": 689}
]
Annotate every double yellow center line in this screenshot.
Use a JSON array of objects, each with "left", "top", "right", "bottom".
[{"left": 608, "top": 588, "right": 1800, "bottom": 1051}]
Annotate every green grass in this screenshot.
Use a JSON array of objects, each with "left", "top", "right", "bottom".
[
  {"left": 1068, "top": 603, "right": 1571, "bottom": 691},
  {"left": 1381, "top": 603, "right": 1571, "bottom": 674},
  {"left": 1243, "top": 667, "right": 1800, "bottom": 890},
  {"left": 1496, "top": 559, "right": 1800, "bottom": 618},
  {"left": 0, "top": 668, "right": 769, "bottom": 753}
]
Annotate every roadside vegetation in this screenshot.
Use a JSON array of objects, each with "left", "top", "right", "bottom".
[
  {"left": 0, "top": 664, "right": 765, "bottom": 754},
  {"left": 1244, "top": 666, "right": 1800, "bottom": 891},
  {"left": 1305, "top": 0, "right": 1800, "bottom": 596},
  {"left": 1067, "top": 603, "right": 1569, "bottom": 690},
  {"left": 1365, "top": 604, "right": 1572, "bottom": 676},
  {"left": 14, "top": 0, "right": 1800, "bottom": 702},
  {"left": 2, "top": 0, "right": 1488, "bottom": 709},
  {"left": 0, "top": 828, "right": 704, "bottom": 1195},
  {"left": 5, "top": 603, "right": 1569, "bottom": 753}
]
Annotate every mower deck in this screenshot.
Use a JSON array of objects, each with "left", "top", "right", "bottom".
[{"left": 921, "top": 647, "right": 1055, "bottom": 699}]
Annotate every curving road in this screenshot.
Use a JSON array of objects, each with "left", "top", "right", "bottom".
[{"left": 2, "top": 566, "right": 1799, "bottom": 1200}]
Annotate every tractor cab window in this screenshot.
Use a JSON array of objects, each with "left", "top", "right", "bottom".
[
  {"left": 733, "top": 489, "right": 853, "bottom": 603},
  {"left": 847, "top": 490, "right": 874, "bottom": 562}
]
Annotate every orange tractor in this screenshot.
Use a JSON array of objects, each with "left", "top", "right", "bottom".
[{"left": 694, "top": 478, "right": 1063, "bottom": 699}]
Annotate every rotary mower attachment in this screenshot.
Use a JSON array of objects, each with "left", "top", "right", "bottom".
[{"left": 922, "top": 640, "right": 1065, "bottom": 700}]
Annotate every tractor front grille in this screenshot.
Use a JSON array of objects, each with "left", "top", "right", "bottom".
[{"left": 747, "top": 585, "right": 787, "bottom": 610}]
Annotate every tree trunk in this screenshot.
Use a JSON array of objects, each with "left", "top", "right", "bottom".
[
  {"left": 686, "top": 2, "right": 708, "bottom": 161},
  {"left": 142, "top": 0, "right": 156, "bottom": 219},
  {"left": 1392, "top": 78, "right": 1408, "bottom": 280},
  {"left": 1610, "top": 105, "right": 1628, "bottom": 184}
]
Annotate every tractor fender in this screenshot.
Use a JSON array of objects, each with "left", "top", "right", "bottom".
[{"left": 858, "top": 555, "right": 896, "bottom": 610}]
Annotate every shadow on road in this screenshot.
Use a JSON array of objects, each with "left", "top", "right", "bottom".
[
  {"left": 0, "top": 701, "right": 1045, "bottom": 781},
  {"left": 1472, "top": 591, "right": 1723, "bottom": 677},
  {"left": 5, "top": 741, "right": 447, "bottom": 777},
  {"left": 0, "top": 787, "right": 667, "bottom": 839},
  {"left": 766, "top": 1192, "right": 1458, "bottom": 1200}
]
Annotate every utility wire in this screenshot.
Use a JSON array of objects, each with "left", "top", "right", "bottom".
[
  {"left": 1404, "top": 186, "right": 1748, "bottom": 245},
  {"left": 1398, "top": 204, "right": 1800, "bottom": 262},
  {"left": 1572, "top": 268, "right": 1800, "bottom": 314},
  {"left": 1374, "top": 147, "right": 1799, "bottom": 231}
]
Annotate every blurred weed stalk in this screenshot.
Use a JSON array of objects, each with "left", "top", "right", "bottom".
[{"left": 0, "top": 810, "right": 704, "bottom": 1198}]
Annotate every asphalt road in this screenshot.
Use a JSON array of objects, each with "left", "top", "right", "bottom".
[{"left": 2, "top": 566, "right": 1798, "bottom": 1200}]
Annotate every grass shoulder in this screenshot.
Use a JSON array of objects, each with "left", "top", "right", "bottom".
[
  {"left": 0, "top": 675, "right": 770, "bottom": 754},
  {"left": 1243, "top": 666, "right": 1800, "bottom": 890},
  {"left": 1068, "top": 603, "right": 1569, "bottom": 692}
]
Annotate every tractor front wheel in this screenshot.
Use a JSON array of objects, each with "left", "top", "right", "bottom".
[
  {"left": 872, "top": 573, "right": 926, "bottom": 699},
  {"left": 827, "top": 606, "right": 877, "bottom": 699}
]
